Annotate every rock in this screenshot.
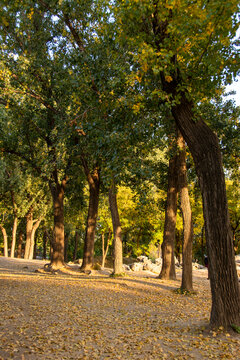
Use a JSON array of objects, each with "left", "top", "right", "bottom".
[
  {"left": 150, "top": 264, "right": 161, "bottom": 274},
  {"left": 122, "top": 264, "right": 131, "bottom": 271},
  {"left": 137, "top": 256, "right": 149, "bottom": 263},
  {"left": 130, "top": 262, "right": 144, "bottom": 271},
  {"left": 155, "top": 258, "right": 162, "bottom": 266},
  {"left": 143, "top": 262, "right": 154, "bottom": 271}
]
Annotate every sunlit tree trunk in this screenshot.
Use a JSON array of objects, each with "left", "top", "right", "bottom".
[
  {"left": 102, "top": 229, "right": 111, "bottom": 268},
  {"left": 24, "top": 207, "right": 33, "bottom": 259},
  {"left": 177, "top": 131, "right": 193, "bottom": 291},
  {"left": 109, "top": 182, "right": 123, "bottom": 275},
  {"left": 10, "top": 216, "right": 18, "bottom": 258},
  {"left": 29, "top": 218, "right": 42, "bottom": 260},
  {"left": 0, "top": 225, "right": 8, "bottom": 257}
]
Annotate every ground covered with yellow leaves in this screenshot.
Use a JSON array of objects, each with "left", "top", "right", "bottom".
[{"left": 0, "top": 257, "right": 239, "bottom": 360}]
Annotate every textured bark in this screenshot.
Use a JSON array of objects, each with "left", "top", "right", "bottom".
[
  {"left": 17, "top": 230, "right": 23, "bottom": 258},
  {"left": 81, "top": 159, "right": 100, "bottom": 271},
  {"left": 109, "top": 183, "right": 123, "bottom": 275},
  {"left": 177, "top": 132, "right": 193, "bottom": 291},
  {"left": 0, "top": 225, "right": 8, "bottom": 257},
  {"left": 28, "top": 218, "right": 42, "bottom": 260},
  {"left": 159, "top": 154, "right": 179, "bottom": 280},
  {"left": 10, "top": 216, "right": 18, "bottom": 258},
  {"left": 172, "top": 95, "right": 240, "bottom": 327},
  {"left": 24, "top": 207, "right": 33, "bottom": 259},
  {"left": 49, "top": 180, "right": 66, "bottom": 270},
  {"left": 101, "top": 229, "right": 111, "bottom": 268}
]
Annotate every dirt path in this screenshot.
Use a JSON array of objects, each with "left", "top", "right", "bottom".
[{"left": 0, "top": 257, "right": 239, "bottom": 360}]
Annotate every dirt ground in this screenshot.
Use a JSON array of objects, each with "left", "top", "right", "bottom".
[{"left": 0, "top": 257, "right": 239, "bottom": 360}]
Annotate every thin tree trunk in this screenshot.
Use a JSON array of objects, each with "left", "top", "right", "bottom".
[
  {"left": 43, "top": 229, "right": 47, "bottom": 260},
  {"left": 29, "top": 218, "right": 42, "bottom": 260},
  {"left": 177, "top": 131, "right": 193, "bottom": 291},
  {"left": 159, "top": 154, "right": 179, "bottom": 280},
  {"left": 49, "top": 179, "right": 66, "bottom": 270},
  {"left": 64, "top": 233, "right": 69, "bottom": 263},
  {"left": 172, "top": 94, "right": 240, "bottom": 327},
  {"left": 81, "top": 157, "right": 100, "bottom": 272},
  {"left": 201, "top": 225, "right": 205, "bottom": 265},
  {"left": 73, "top": 231, "right": 79, "bottom": 262},
  {"left": 0, "top": 225, "right": 8, "bottom": 257},
  {"left": 109, "top": 183, "right": 123, "bottom": 275},
  {"left": 102, "top": 229, "right": 111, "bottom": 268},
  {"left": 17, "top": 230, "right": 23, "bottom": 258},
  {"left": 24, "top": 207, "right": 33, "bottom": 259},
  {"left": 10, "top": 191, "right": 18, "bottom": 258},
  {"left": 10, "top": 216, "right": 18, "bottom": 258}
]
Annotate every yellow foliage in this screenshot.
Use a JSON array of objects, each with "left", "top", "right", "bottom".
[
  {"left": 27, "top": 8, "right": 34, "bottom": 20},
  {"left": 165, "top": 75, "right": 173, "bottom": 83}
]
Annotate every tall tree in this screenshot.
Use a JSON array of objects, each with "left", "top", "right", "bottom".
[{"left": 116, "top": 0, "right": 240, "bottom": 327}]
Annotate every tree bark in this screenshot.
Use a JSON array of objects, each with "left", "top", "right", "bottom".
[
  {"left": 0, "top": 225, "right": 8, "bottom": 257},
  {"left": 81, "top": 158, "right": 100, "bottom": 271},
  {"left": 102, "top": 229, "right": 111, "bottom": 268},
  {"left": 24, "top": 207, "right": 33, "bottom": 259},
  {"left": 28, "top": 218, "right": 42, "bottom": 260},
  {"left": 177, "top": 131, "right": 193, "bottom": 291},
  {"left": 17, "top": 230, "right": 23, "bottom": 258},
  {"left": 109, "top": 183, "right": 123, "bottom": 275},
  {"left": 10, "top": 216, "right": 18, "bottom": 258},
  {"left": 172, "top": 94, "right": 240, "bottom": 327},
  {"left": 49, "top": 179, "right": 66, "bottom": 270},
  {"left": 159, "top": 154, "right": 179, "bottom": 280},
  {"left": 64, "top": 232, "right": 69, "bottom": 263}
]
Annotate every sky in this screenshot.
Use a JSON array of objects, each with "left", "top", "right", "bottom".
[{"left": 225, "top": 78, "right": 240, "bottom": 106}]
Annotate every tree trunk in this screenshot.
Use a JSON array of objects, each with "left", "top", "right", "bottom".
[
  {"left": 0, "top": 225, "right": 8, "bottom": 257},
  {"left": 43, "top": 229, "right": 47, "bottom": 260},
  {"left": 17, "top": 230, "right": 23, "bottom": 258},
  {"left": 177, "top": 131, "right": 193, "bottom": 291},
  {"left": 172, "top": 94, "right": 240, "bottom": 327},
  {"left": 49, "top": 180, "right": 66, "bottom": 270},
  {"left": 28, "top": 218, "right": 42, "bottom": 260},
  {"left": 10, "top": 191, "right": 18, "bottom": 258},
  {"left": 10, "top": 216, "right": 18, "bottom": 258},
  {"left": 109, "top": 183, "right": 123, "bottom": 275},
  {"left": 81, "top": 158, "right": 100, "bottom": 272},
  {"left": 64, "top": 232, "right": 69, "bottom": 263},
  {"left": 159, "top": 154, "right": 179, "bottom": 280},
  {"left": 201, "top": 225, "right": 205, "bottom": 265},
  {"left": 73, "top": 231, "right": 79, "bottom": 262},
  {"left": 24, "top": 207, "right": 33, "bottom": 259},
  {"left": 102, "top": 229, "right": 111, "bottom": 268}
]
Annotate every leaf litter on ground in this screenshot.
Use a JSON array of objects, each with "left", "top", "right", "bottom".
[{"left": 0, "top": 257, "right": 239, "bottom": 360}]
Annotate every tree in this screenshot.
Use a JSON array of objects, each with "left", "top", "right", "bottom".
[
  {"left": 115, "top": 0, "right": 240, "bottom": 327},
  {"left": 109, "top": 181, "right": 123, "bottom": 275}
]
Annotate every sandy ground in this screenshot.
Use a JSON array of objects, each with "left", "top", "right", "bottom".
[{"left": 0, "top": 257, "right": 239, "bottom": 360}]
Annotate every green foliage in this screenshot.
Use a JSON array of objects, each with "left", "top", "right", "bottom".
[{"left": 231, "top": 324, "right": 240, "bottom": 334}]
